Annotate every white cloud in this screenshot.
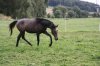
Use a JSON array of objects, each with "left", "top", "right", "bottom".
[{"left": 81, "top": 0, "right": 100, "bottom": 5}]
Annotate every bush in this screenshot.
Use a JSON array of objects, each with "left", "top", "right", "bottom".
[
  {"left": 53, "top": 5, "right": 89, "bottom": 18},
  {"left": 80, "top": 10, "right": 89, "bottom": 18},
  {"left": 53, "top": 5, "right": 67, "bottom": 18},
  {"left": 54, "top": 10, "right": 63, "bottom": 18},
  {"left": 47, "top": 14, "right": 55, "bottom": 18},
  {"left": 67, "top": 10, "right": 76, "bottom": 18},
  {"left": 92, "top": 13, "right": 100, "bottom": 17},
  {"left": 70, "top": 6, "right": 89, "bottom": 18}
]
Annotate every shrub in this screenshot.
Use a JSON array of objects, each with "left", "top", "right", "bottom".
[{"left": 53, "top": 5, "right": 67, "bottom": 18}]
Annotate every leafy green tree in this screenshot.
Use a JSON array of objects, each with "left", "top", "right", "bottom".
[
  {"left": 92, "top": 13, "right": 100, "bottom": 17},
  {"left": 68, "top": 6, "right": 89, "bottom": 18},
  {"left": 0, "top": 0, "right": 29, "bottom": 18},
  {"left": 16, "top": 0, "right": 29, "bottom": 18},
  {"left": 80, "top": 10, "right": 89, "bottom": 18},
  {"left": 54, "top": 10, "right": 63, "bottom": 18},
  {"left": 48, "top": 0, "right": 98, "bottom": 12},
  {"left": 68, "top": 10, "right": 76, "bottom": 18},
  {"left": 72, "top": 6, "right": 81, "bottom": 18},
  {"left": 53, "top": 5, "right": 67, "bottom": 18},
  {"left": 0, "top": 0, "right": 47, "bottom": 18}
]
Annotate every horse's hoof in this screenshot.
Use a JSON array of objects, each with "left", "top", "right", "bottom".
[
  {"left": 37, "top": 45, "right": 39, "bottom": 46},
  {"left": 30, "top": 45, "right": 32, "bottom": 46},
  {"left": 49, "top": 45, "right": 52, "bottom": 47},
  {"left": 16, "top": 46, "right": 18, "bottom": 47},
  {"left": 31, "top": 45, "right": 32, "bottom": 46}
]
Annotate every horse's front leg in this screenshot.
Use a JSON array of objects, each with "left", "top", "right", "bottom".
[
  {"left": 43, "top": 31, "right": 52, "bottom": 47},
  {"left": 36, "top": 33, "right": 40, "bottom": 46}
]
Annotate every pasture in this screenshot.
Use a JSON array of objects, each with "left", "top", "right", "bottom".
[{"left": 0, "top": 18, "right": 100, "bottom": 66}]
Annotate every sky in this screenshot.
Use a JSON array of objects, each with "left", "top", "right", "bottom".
[{"left": 81, "top": 0, "right": 100, "bottom": 5}]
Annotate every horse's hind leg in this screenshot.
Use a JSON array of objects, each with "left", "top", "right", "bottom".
[
  {"left": 36, "top": 33, "right": 40, "bottom": 46},
  {"left": 16, "top": 33, "right": 22, "bottom": 47},
  {"left": 22, "top": 32, "right": 32, "bottom": 46}
]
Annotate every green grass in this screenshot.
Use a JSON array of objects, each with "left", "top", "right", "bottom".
[{"left": 0, "top": 18, "right": 100, "bottom": 66}]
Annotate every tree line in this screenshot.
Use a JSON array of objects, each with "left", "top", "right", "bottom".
[
  {"left": 51, "top": 5, "right": 89, "bottom": 18},
  {"left": 0, "top": 0, "right": 48, "bottom": 19},
  {"left": 47, "top": 0, "right": 100, "bottom": 18},
  {"left": 48, "top": 0, "right": 99, "bottom": 12},
  {"left": 47, "top": 5, "right": 100, "bottom": 18},
  {"left": 0, "top": 0, "right": 99, "bottom": 18}
]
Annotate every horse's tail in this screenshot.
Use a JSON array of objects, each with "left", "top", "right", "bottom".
[{"left": 9, "top": 20, "right": 17, "bottom": 36}]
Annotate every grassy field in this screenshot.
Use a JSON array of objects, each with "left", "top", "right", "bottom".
[{"left": 0, "top": 18, "right": 100, "bottom": 66}]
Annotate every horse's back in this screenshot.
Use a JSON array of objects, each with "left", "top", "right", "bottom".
[
  {"left": 16, "top": 18, "right": 36, "bottom": 31},
  {"left": 17, "top": 18, "right": 36, "bottom": 24},
  {"left": 16, "top": 18, "right": 46, "bottom": 33}
]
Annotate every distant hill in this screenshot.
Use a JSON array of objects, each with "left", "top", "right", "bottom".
[{"left": 48, "top": 0, "right": 99, "bottom": 12}]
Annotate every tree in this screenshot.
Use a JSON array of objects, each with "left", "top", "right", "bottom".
[
  {"left": 80, "top": 10, "right": 89, "bottom": 18},
  {"left": 92, "top": 13, "right": 100, "bottom": 17},
  {"left": 32, "top": 0, "right": 47, "bottom": 17},
  {"left": 71, "top": 6, "right": 89, "bottom": 18},
  {"left": 16, "top": 0, "right": 29, "bottom": 18},
  {"left": 0, "top": 0, "right": 47, "bottom": 18},
  {"left": 0, "top": 0, "right": 29, "bottom": 18},
  {"left": 54, "top": 10, "right": 63, "bottom": 18},
  {"left": 48, "top": 0, "right": 98, "bottom": 12},
  {"left": 72, "top": 6, "right": 81, "bottom": 18},
  {"left": 53, "top": 5, "right": 67, "bottom": 18},
  {"left": 68, "top": 10, "right": 76, "bottom": 18}
]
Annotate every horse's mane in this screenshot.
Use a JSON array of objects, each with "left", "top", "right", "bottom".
[{"left": 36, "top": 18, "right": 55, "bottom": 28}]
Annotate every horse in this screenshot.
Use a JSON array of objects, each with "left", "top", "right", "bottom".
[{"left": 9, "top": 18, "right": 58, "bottom": 47}]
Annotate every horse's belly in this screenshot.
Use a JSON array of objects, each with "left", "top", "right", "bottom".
[
  {"left": 25, "top": 26, "right": 45, "bottom": 33},
  {"left": 25, "top": 29, "right": 37, "bottom": 33}
]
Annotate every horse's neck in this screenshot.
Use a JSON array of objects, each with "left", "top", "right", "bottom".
[
  {"left": 49, "top": 23, "right": 55, "bottom": 29},
  {"left": 48, "top": 24, "right": 53, "bottom": 29}
]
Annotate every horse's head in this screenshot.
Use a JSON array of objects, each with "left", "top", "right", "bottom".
[{"left": 51, "top": 25, "right": 58, "bottom": 40}]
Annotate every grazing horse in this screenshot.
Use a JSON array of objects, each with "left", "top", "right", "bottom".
[{"left": 9, "top": 18, "right": 58, "bottom": 47}]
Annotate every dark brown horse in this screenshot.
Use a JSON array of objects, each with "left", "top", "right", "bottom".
[{"left": 9, "top": 18, "right": 58, "bottom": 47}]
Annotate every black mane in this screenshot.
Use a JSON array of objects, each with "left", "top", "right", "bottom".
[{"left": 36, "top": 18, "right": 55, "bottom": 29}]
